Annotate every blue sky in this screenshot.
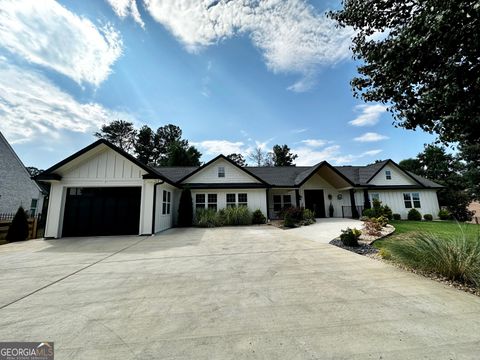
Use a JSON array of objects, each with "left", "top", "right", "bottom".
[{"left": 0, "top": 0, "right": 435, "bottom": 169}]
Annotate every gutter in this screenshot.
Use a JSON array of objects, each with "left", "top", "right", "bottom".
[{"left": 151, "top": 180, "right": 165, "bottom": 235}]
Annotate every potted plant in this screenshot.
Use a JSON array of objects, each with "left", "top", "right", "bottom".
[{"left": 328, "top": 194, "right": 334, "bottom": 217}]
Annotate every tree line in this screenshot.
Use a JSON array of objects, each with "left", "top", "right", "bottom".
[{"left": 94, "top": 120, "right": 300, "bottom": 167}]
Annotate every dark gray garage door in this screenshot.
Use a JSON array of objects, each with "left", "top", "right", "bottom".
[{"left": 62, "top": 187, "right": 141, "bottom": 237}]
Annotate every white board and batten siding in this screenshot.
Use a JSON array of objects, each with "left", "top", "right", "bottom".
[
  {"left": 369, "top": 189, "right": 440, "bottom": 219},
  {"left": 191, "top": 189, "right": 267, "bottom": 216},
  {"left": 368, "top": 164, "right": 418, "bottom": 186},
  {"left": 154, "top": 183, "right": 179, "bottom": 233},
  {"left": 44, "top": 146, "right": 156, "bottom": 238},
  {"left": 299, "top": 173, "right": 350, "bottom": 218},
  {"left": 182, "top": 158, "right": 261, "bottom": 184}
]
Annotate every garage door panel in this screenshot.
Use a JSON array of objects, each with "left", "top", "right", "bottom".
[{"left": 62, "top": 187, "right": 141, "bottom": 237}]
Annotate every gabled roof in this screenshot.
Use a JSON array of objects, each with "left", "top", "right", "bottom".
[
  {"left": 34, "top": 139, "right": 442, "bottom": 190},
  {"left": 35, "top": 139, "right": 178, "bottom": 187},
  {"left": 176, "top": 154, "right": 269, "bottom": 185},
  {"left": 0, "top": 131, "right": 45, "bottom": 194}
]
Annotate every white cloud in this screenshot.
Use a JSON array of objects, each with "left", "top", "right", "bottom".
[
  {"left": 349, "top": 104, "right": 387, "bottom": 126},
  {"left": 0, "top": 58, "right": 134, "bottom": 144},
  {"left": 0, "top": 0, "right": 123, "bottom": 86},
  {"left": 291, "top": 128, "right": 307, "bottom": 134},
  {"left": 192, "top": 140, "right": 246, "bottom": 155},
  {"left": 106, "top": 0, "right": 145, "bottom": 28},
  {"left": 139, "top": 0, "right": 353, "bottom": 91},
  {"left": 362, "top": 149, "right": 383, "bottom": 156},
  {"left": 293, "top": 144, "right": 383, "bottom": 165},
  {"left": 354, "top": 132, "right": 389, "bottom": 142},
  {"left": 300, "top": 139, "right": 328, "bottom": 148}
]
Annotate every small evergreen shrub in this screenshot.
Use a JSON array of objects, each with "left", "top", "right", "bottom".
[
  {"left": 362, "top": 208, "right": 376, "bottom": 218},
  {"left": 6, "top": 207, "right": 29, "bottom": 242},
  {"left": 284, "top": 207, "right": 304, "bottom": 222},
  {"left": 340, "top": 228, "right": 361, "bottom": 247},
  {"left": 383, "top": 205, "right": 393, "bottom": 220},
  {"left": 178, "top": 188, "right": 193, "bottom": 227},
  {"left": 363, "top": 200, "right": 392, "bottom": 220},
  {"left": 302, "top": 208, "right": 316, "bottom": 225},
  {"left": 407, "top": 208, "right": 422, "bottom": 221},
  {"left": 376, "top": 215, "right": 389, "bottom": 227},
  {"left": 438, "top": 209, "right": 451, "bottom": 220},
  {"left": 251, "top": 209, "right": 266, "bottom": 224},
  {"left": 393, "top": 213, "right": 401, "bottom": 220},
  {"left": 423, "top": 214, "right": 433, "bottom": 221}
]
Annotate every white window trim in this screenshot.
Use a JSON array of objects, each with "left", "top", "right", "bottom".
[
  {"left": 385, "top": 170, "right": 392, "bottom": 180},
  {"left": 162, "top": 190, "right": 171, "bottom": 215},
  {"left": 218, "top": 166, "right": 225, "bottom": 178},
  {"left": 403, "top": 192, "right": 421, "bottom": 209}
]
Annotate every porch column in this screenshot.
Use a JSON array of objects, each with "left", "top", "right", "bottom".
[
  {"left": 363, "top": 189, "right": 371, "bottom": 209},
  {"left": 349, "top": 189, "right": 359, "bottom": 219},
  {"left": 295, "top": 189, "right": 300, "bottom": 207},
  {"left": 266, "top": 188, "right": 270, "bottom": 219}
]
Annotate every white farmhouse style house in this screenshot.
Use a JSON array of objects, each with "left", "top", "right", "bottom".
[{"left": 36, "top": 139, "right": 442, "bottom": 238}]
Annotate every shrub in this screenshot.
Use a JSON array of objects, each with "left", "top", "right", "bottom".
[
  {"left": 195, "top": 208, "right": 219, "bottom": 228},
  {"left": 223, "top": 206, "right": 252, "bottom": 226},
  {"left": 283, "top": 212, "right": 297, "bottom": 228},
  {"left": 362, "top": 208, "right": 376, "bottom": 218},
  {"left": 363, "top": 217, "right": 383, "bottom": 236},
  {"left": 383, "top": 205, "right": 393, "bottom": 220},
  {"left": 376, "top": 215, "right": 389, "bottom": 227},
  {"left": 438, "top": 209, "right": 451, "bottom": 220},
  {"left": 407, "top": 208, "right": 422, "bottom": 221},
  {"left": 340, "top": 228, "right": 361, "bottom": 247},
  {"left": 423, "top": 214, "right": 433, "bottom": 221},
  {"left": 6, "top": 207, "right": 29, "bottom": 242},
  {"left": 302, "top": 209, "right": 316, "bottom": 225},
  {"left": 392, "top": 213, "right": 401, "bottom": 220},
  {"left": 284, "top": 207, "right": 304, "bottom": 222},
  {"left": 252, "top": 209, "right": 266, "bottom": 224},
  {"left": 177, "top": 188, "right": 193, "bottom": 227},
  {"left": 385, "top": 232, "right": 480, "bottom": 287},
  {"left": 363, "top": 200, "right": 392, "bottom": 220}
]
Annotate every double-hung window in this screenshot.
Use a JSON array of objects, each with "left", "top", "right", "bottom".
[
  {"left": 218, "top": 166, "right": 225, "bottom": 178},
  {"left": 30, "top": 199, "right": 38, "bottom": 216},
  {"left": 238, "top": 193, "right": 248, "bottom": 207},
  {"left": 283, "top": 195, "right": 292, "bottom": 208},
  {"left": 404, "top": 192, "right": 421, "bottom": 208},
  {"left": 196, "top": 194, "right": 206, "bottom": 210},
  {"left": 162, "top": 190, "right": 171, "bottom": 215},
  {"left": 385, "top": 170, "right": 392, "bottom": 180},
  {"left": 208, "top": 194, "right": 217, "bottom": 211},
  {"left": 226, "top": 193, "right": 236, "bottom": 208},
  {"left": 370, "top": 193, "right": 380, "bottom": 202}
]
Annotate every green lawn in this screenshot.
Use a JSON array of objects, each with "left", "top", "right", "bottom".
[{"left": 374, "top": 220, "right": 479, "bottom": 248}]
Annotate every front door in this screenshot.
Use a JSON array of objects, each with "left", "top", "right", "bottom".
[{"left": 304, "top": 190, "right": 326, "bottom": 218}]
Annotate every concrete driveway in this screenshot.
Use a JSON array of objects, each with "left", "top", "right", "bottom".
[
  {"left": 287, "top": 218, "right": 362, "bottom": 243},
  {"left": 1, "top": 226, "right": 480, "bottom": 359}
]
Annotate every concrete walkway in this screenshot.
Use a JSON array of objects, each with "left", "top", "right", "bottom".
[
  {"left": 287, "top": 218, "right": 362, "bottom": 243},
  {"left": 0, "top": 226, "right": 480, "bottom": 359}
]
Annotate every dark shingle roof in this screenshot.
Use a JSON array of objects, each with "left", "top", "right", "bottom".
[
  {"left": 153, "top": 159, "right": 443, "bottom": 188},
  {"left": 152, "top": 166, "right": 198, "bottom": 183}
]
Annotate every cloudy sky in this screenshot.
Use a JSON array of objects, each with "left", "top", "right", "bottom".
[{"left": 0, "top": 0, "right": 434, "bottom": 169}]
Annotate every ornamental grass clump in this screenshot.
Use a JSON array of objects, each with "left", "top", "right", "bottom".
[
  {"left": 385, "top": 231, "right": 480, "bottom": 288},
  {"left": 223, "top": 206, "right": 252, "bottom": 226}
]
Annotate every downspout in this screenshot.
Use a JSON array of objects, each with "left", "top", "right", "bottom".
[{"left": 151, "top": 180, "right": 165, "bottom": 235}]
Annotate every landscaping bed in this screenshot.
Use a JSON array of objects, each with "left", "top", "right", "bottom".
[{"left": 332, "top": 219, "right": 480, "bottom": 297}]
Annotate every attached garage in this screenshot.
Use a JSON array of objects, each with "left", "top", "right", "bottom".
[
  {"left": 36, "top": 140, "right": 178, "bottom": 239},
  {"left": 62, "top": 187, "right": 141, "bottom": 237}
]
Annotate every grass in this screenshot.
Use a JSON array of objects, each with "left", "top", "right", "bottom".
[
  {"left": 374, "top": 220, "right": 480, "bottom": 287},
  {"left": 374, "top": 220, "right": 479, "bottom": 248}
]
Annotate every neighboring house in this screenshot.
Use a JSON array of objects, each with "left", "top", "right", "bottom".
[
  {"left": 0, "top": 131, "right": 45, "bottom": 216},
  {"left": 36, "top": 139, "right": 442, "bottom": 238}
]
